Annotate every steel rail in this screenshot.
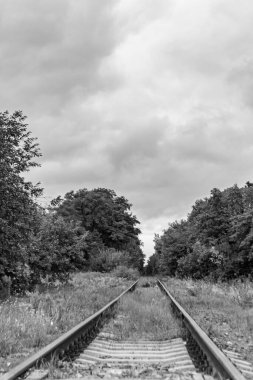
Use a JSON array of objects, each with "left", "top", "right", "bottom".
[
  {"left": 157, "top": 280, "right": 246, "bottom": 380},
  {"left": 1, "top": 280, "right": 138, "bottom": 380}
]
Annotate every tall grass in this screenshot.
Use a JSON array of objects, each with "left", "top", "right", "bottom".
[
  {"left": 104, "top": 285, "right": 181, "bottom": 340},
  {"left": 0, "top": 272, "right": 131, "bottom": 370},
  {"left": 164, "top": 277, "right": 253, "bottom": 363}
]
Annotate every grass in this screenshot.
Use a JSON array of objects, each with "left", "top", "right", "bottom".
[
  {"left": 39, "top": 278, "right": 182, "bottom": 379},
  {"left": 103, "top": 281, "right": 181, "bottom": 340},
  {"left": 163, "top": 277, "right": 253, "bottom": 363},
  {"left": 0, "top": 272, "right": 132, "bottom": 372},
  {"left": 4, "top": 273, "right": 251, "bottom": 375}
]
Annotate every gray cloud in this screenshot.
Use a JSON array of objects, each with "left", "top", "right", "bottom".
[
  {"left": 2, "top": 0, "right": 253, "bottom": 257},
  {"left": 0, "top": 0, "right": 120, "bottom": 113},
  {"left": 107, "top": 117, "right": 168, "bottom": 170},
  {"left": 227, "top": 59, "right": 253, "bottom": 109}
]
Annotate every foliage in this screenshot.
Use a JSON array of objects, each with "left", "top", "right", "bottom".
[
  {"left": 51, "top": 188, "right": 144, "bottom": 270},
  {"left": 26, "top": 213, "right": 88, "bottom": 287},
  {"left": 0, "top": 272, "right": 131, "bottom": 366},
  {"left": 190, "top": 188, "right": 230, "bottom": 245},
  {"left": 147, "top": 182, "right": 253, "bottom": 279},
  {"left": 158, "top": 220, "right": 192, "bottom": 276},
  {"left": 176, "top": 242, "right": 219, "bottom": 279},
  {"left": 0, "top": 110, "right": 143, "bottom": 293},
  {"left": 164, "top": 277, "right": 253, "bottom": 364},
  {"left": 0, "top": 111, "right": 42, "bottom": 288},
  {"left": 145, "top": 252, "right": 159, "bottom": 276},
  {"left": 112, "top": 265, "right": 139, "bottom": 280},
  {"left": 103, "top": 287, "right": 180, "bottom": 340},
  {"left": 89, "top": 248, "right": 131, "bottom": 272}
]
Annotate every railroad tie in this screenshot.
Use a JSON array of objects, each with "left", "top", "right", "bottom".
[
  {"left": 223, "top": 350, "right": 253, "bottom": 379},
  {"left": 75, "top": 336, "right": 203, "bottom": 375}
]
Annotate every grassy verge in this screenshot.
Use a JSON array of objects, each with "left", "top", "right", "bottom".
[
  {"left": 0, "top": 272, "right": 132, "bottom": 372},
  {"left": 103, "top": 280, "right": 181, "bottom": 340},
  {"left": 163, "top": 277, "right": 253, "bottom": 363}
]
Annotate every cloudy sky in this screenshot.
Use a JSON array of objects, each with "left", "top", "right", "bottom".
[{"left": 1, "top": 0, "right": 253, "bottom": 258}]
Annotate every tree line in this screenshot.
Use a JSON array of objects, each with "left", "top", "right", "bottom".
[
  {"left": 146, "top": 183, "right": 253, "bottom": 279},
  {"left": 0, "top": 111, "right": 144, "bottom": 294}
]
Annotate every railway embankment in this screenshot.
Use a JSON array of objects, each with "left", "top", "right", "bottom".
[
  {"left": 164, "top": 277, "right": 253, "bottom": 365},
  {"left": 1, "top": 276, "right": 253, "bottom": 380},
  {"left": 0, "top": 272, "right": 134, "bottom": 373}
]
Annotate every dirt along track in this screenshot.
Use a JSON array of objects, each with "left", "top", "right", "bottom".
[{"left": 2, "top": 278, "right": 253, "bottom": 380}]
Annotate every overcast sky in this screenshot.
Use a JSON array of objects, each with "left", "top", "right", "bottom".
[{"left": 1, "top": 0, "right": 253, "bottom": 259}]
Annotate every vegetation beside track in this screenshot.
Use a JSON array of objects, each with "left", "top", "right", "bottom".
[
  {"left": 163, "top": 277, "right": 253, "bottom": 364},
  {"left": 103, "top": 280, "right": 181, "bottom": 340},
  {"left": 147, "top": 182, "right": 253, "bottom": 281},
  {"left": 0, "top": 272, "right": 135, "bottom": 374},
  {"left": 0, "top": 111, "right": 144, "bottom": 297}
]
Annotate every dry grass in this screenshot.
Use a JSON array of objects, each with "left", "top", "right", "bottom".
[
  {"left": 103, "top": 284, "right": 181, "bottom": 340},
  {"left": 0, "top": 272, "right": 132, "bottom": 371},
  {"left": 163, "top": 277, "right": 253, "bottom": 363}
]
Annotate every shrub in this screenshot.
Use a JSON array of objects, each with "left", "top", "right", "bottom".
[
  {"left": 176, "top": 242, "right": 218, "bottom": 279},
  {"left": 230, "top": 279, "right": 253, "bottom": 308},
  {"left": 1, "top": 272, "right": 131, "bottom": 362},
  {"left": 0, "top": 276, "right": 11, "bottom": 300},
  {"left": 27, "top": 214, "right": 88, "bottom": 285},
  {"left": 112, "top": 265, "right": 139, "bottom": 280},
  {"left": 89, "top": 249, "right": 131, "bottom": 272}
]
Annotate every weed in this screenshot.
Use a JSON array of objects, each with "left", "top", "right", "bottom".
[
  {"left": 164, "top": 277, "right": 253, "bottom": 363},
  {"left": 138, "top": 277, "right": 157, "bottom": 287},
  {"left": 112, "top": 265, "right": 139, "bottom": 280},
  {"left": 103, "top": 286, "right": 181, "bottom": 340},
  {"left": 230, "top": 279, "right": 253, "bottom": 308},
  {"left": 0, "top": 272, "right": 131, "bottom": 369}
]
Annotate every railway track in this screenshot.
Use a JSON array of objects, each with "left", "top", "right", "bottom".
[{"left": 1, "top": 279, "right": 253, "bottom": 380}]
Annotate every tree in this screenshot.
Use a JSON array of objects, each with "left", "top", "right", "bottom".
[
  {"left": 243, "top": 184, "right": 253, "bottom": 211},
  {"left": 228, "top": 210, "right": 253, "bottom": 277},
  {"left": 153, "top": 182, "right": 253, "bottom": 280},
  {"left": 176, "top": 242, "right": 218, "bottom": 279},
  {"left": 145, "top": 253, "right": 159, "bottom": 275},
  {"left": 189, "top": 188, "right": 230, "bottom": 246},
  {"left": 52, "top": 187, "right": 144, "bottom": 270},
  {"left": 224, "top": 184, "right": 244, "bottom": 216},
  {"left": 26, "top": 213, "right": 88, "bottom": 287},
  {"left": 0, "top": 111, "right": 42, "bottom": 286},
  {"left": 158, "top": 220, "right": 191, "bottom": 275}
]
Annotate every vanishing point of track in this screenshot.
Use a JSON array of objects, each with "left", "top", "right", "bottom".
[{"left": 1, "top": 280, "right": 253, "bottom": 380}]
